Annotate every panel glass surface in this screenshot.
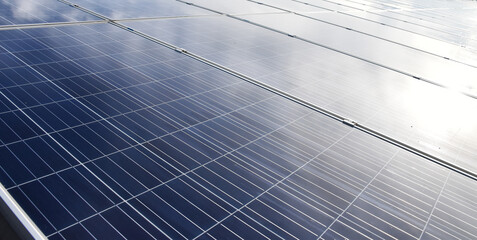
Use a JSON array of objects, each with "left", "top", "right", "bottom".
[
  {"left": 125, "top": 16, "right": 477, "bottom": 173},
  {"left": 247, "top": 0, "right": 330, "bottom": 13},
  {"left": 0, "top": 0, "right": 101, "bottom": 26},
  {"left": 2, "top": 17, "right": 476, "bottom": 239},
  {"left": 65, "top": 0, "right": 215, "bottom": 19},
  {"left": 1, "top": 0, "right": 477, "bottom": 239},
  {"left": 293, "top": 0, "right": 477, "bottom": 50},
  {"left": 241, "top": 13, "right": 477, "bottom": 95},
  {"left": 295, "top": 11, "right": 477, "bottom": 68},
  {"left": 180, "top": 0, "right": 284, "bottom": 15}
]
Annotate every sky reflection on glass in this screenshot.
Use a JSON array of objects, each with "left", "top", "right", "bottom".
[
  {"left": 0, "top": 0, "right": 100, "bottom": 25},
  {"left": 66, "top": 0, "right": 214, "bottom": 19}
]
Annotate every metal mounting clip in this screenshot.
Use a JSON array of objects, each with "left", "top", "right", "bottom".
[
  {"left": 175, "top": 48, "right": 188, "bottom": 53},
  {"left": 342, "top": 119, "right": 357, "bottom": 127}
]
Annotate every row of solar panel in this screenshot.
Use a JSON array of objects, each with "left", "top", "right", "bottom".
[
  {"left": 1, "top": 16, "right": 477, "bottom": 239},
  {"left": 27, "top": 0, "right": 477, "bottom": 174},
  {"left": 0, "top": 0, "right": 477, "bottom": 239},
  {"left": 2, "top": 0, "right": 477, "bottom": 48}
]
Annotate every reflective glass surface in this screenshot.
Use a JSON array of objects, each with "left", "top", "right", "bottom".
[
  {"left": 183, "top": 0, "right": 284, "bottom": 15},
  {"left": 125, "top": 16, "right": 477, "bottom": 173},
  {"left": 66, "top": 0, "right": 214, "bottom": 19},
  {"left": 242, "top": 13, "right": 477, "bottom": 95},
  {"left": 1, "top": 0, "right": 477, "bottom": 239},
  {"left": 0, "top": 0, "right": 100, "bottom": 26}
]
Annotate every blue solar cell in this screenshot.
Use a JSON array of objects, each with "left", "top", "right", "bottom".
[{"left": 80, "top": 215, "right": 125, "bottom": 239}]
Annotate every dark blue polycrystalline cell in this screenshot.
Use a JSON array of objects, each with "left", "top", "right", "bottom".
[
  {"left": 109, "top": 115, "right": 156, "bottom": 142},
  {"left": 0, "top": 146, "right": 35, "bottom": 187},
  {"left": 222, "top": 211, "right": 278, "bottom": 239},
  {"left": 6, "top": 141, "right": 54, "bottom": 178},
  {"left": 81, "top": 215, "right": 125, "bottom": 239},
  {"left": 192, "top": 167, "right": 253, "bottom": 204},
  {"left": 25, "top": 106, "right": 67, "bottom": 132},
  {"left": 86, "top": 121, "right": 135, "bottom": 148},
  {"left": 121, "top": 147, "right": 176, "bottom": 181},
  {"left": 240, "top": 206, "right": 297, "bottom": 239},
  {"left": 126, "top": 198, "right": 189, "bottom": 240},
  {"left": 53, "top": 129, "right": 102, "bottom": 161},
  {"left": 0, "top": 111, "right": 42, "bottom": 144},
  {"left": 48, "top": 233, "right": 65, "bottom": 240},
  {"left": 0, "top": 53, "right": 24, "bottom": 69},
  {"left": 58, "top": 168, "right": 115, "bottom": 212},
  {"left": 19, "top": 181, "right": 77, "bottom": 233},
  {"left": 74, "top": 166, "right": 122, "bottom": 204},
  {"left": 101, "top": 206, "right": 155, "bottom": 240},
  {"left": 152, "top": 185, "right": 216, "bottom": 230},
  {"left": 205, "top": 161, "right": 264, "bottom": 196},
  {"left": 162, "top": 134, "right": 212, "bottom": 164},
  {"left": 8, "top": 187, "right": 56, "bottom": 235},
  {"left": 0, "top": 94, "right": 16, "bottom": 114},
  {"left": 0, "top": 67, "right": 44, "bottom": 88},
  {"left": 40, "top": 174, "right": 97, "bottom": 221},
  {"left": 59, "top": 224, "right": 95, "bottom": 240},
  {"left": 203, "top": 224, "right": 242, "bottom": 240},
  {"left": 173, "top": 130, "right": 225, "bottom": 158},
  {"left": 118, "top": 202, "right": 174, "bottom": 239},
  {"left": 1, "top": 38, "right": 49, "bottom": 53},
  {"left": 166, "top": 177, "right": 230, "bottom": 220},
  {"left": 218, "top": 214, "right": 270, "bottom": 240},
  {"left": 135, "top": 191, "right": 203, "bottom": 239},
  {"left": 108, "top": 151, "right": 161, "bottom": 189},
  {"left": 82, "top": 161, "right": 132, "bottom": 199},
  {"left": 57, "top": 100, "right": 99, "bottom": 124},
  {"left": 70, "top": 124, "right": 119, "bottom": 156},
  {"left": 40, "top": 102, "right": 83, "bottom": 129},
  {"left": 92, "top": 156, "right": 147, "bottom": 196}
]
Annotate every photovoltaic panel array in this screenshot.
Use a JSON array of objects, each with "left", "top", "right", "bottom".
[{"left": 0, "top": 0, "right": 476, "bottom": 239}]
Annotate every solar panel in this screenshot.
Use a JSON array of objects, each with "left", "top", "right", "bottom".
[
  {"left": 124, "top": 16, "right": 477, "bottom": 173},
  {"left": 0, "top": 0, "right": 477, "bottom": 239},
  {"left": 0, "top": 0, "right": 101, "bottom": 26}
]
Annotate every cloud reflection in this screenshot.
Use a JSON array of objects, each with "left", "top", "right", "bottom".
[{"left": 0, "top": 0, "right": 99, "bottom": 25}]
